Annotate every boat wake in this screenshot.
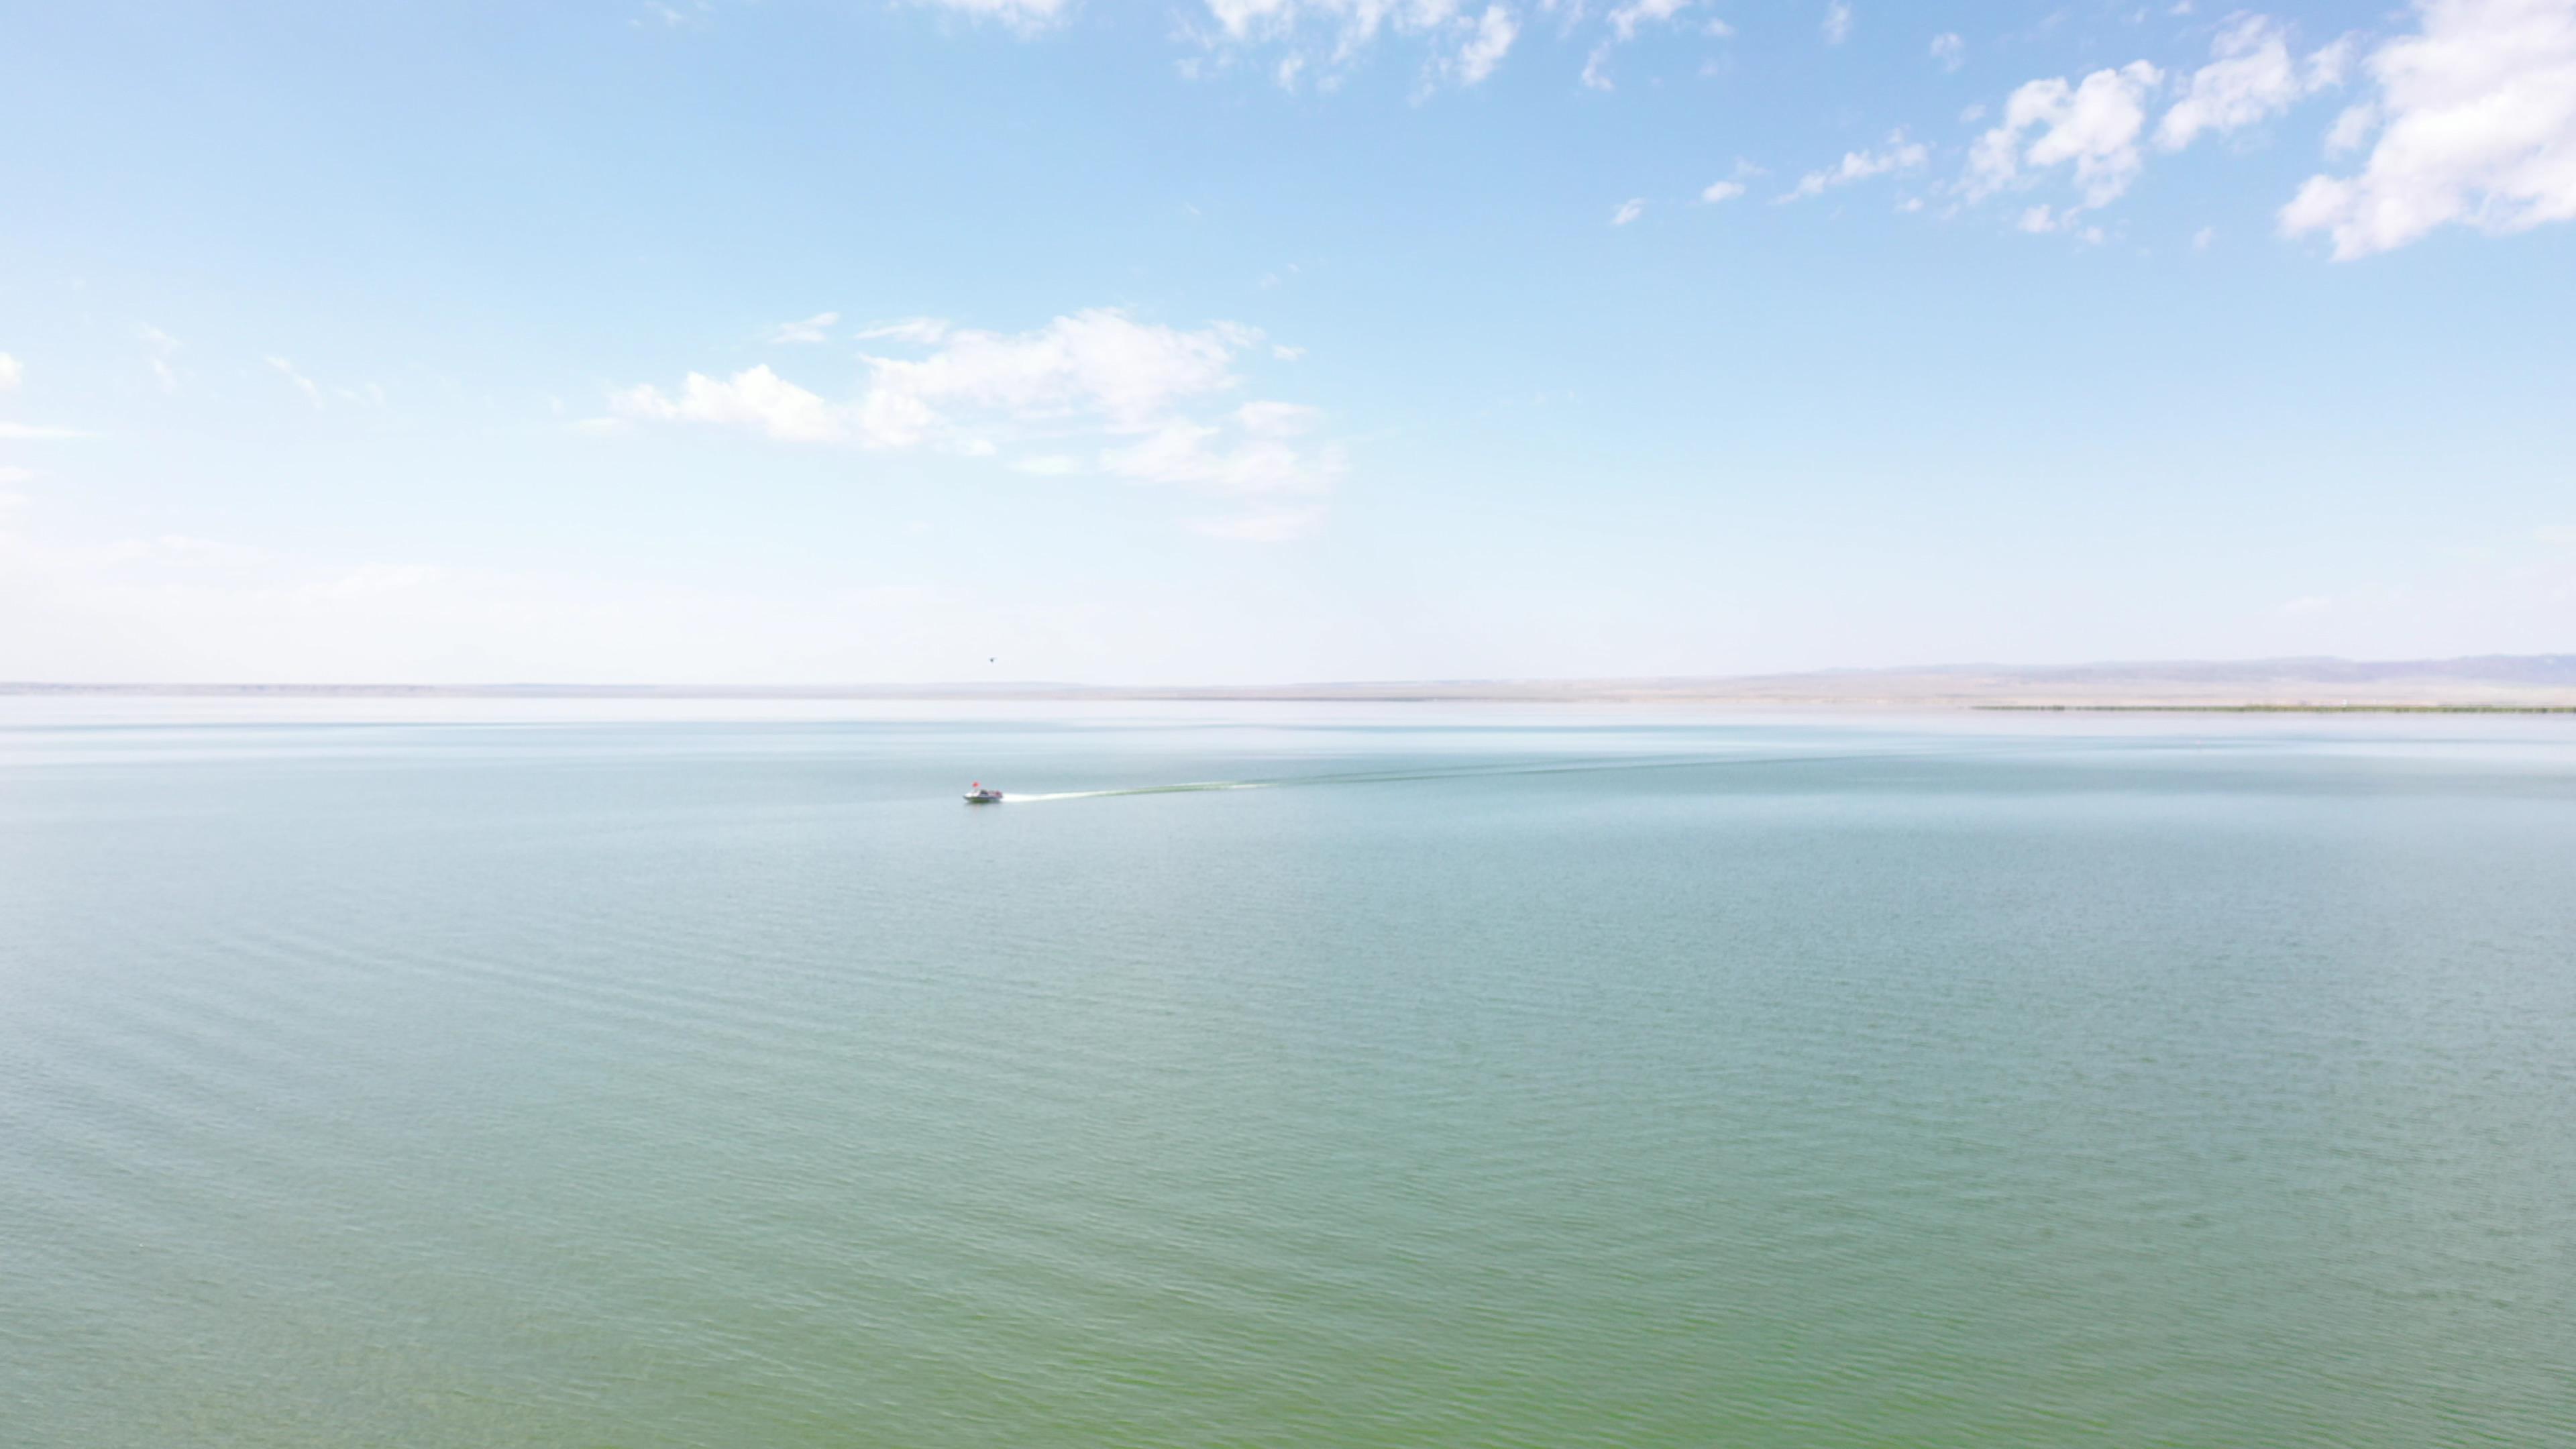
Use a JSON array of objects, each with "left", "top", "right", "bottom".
[
  {"left": 1001, "top": 781, "right": 1269, "bottom": 802},
  {"left": 994, "top": 748, "right": 1922, "bottom": 802}
]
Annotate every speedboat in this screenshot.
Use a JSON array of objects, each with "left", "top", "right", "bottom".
[{"left": 963, "top": 783, "right": 1004, "bottom": 803}]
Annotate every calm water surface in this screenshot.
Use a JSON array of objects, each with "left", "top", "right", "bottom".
[{"left": 3, "top": 704, "right": 2572, "bottom": 1446}]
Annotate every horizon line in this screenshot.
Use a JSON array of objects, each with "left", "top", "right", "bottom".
[{"left": 6, "top": 651, "right": 2575, "bottom": 700}]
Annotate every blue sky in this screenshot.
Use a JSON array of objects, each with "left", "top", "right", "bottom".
[{"left": 3, "top": 0, "right": 2571, "bottom": 682}]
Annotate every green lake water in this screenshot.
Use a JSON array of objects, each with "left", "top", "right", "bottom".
[{"left": 3, "top": 704, "right": 2571, "bottom": 1446}]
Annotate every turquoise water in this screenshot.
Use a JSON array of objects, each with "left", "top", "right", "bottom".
[{"left": 4, "top": 705, "right": 2573, "bottom": 1447}]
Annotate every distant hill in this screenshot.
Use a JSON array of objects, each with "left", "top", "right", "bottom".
[{"left": 9, "top": 655, "right": 2576, "bottom": 707}]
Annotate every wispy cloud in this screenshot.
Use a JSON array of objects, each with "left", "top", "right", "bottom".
[
  {"left": 140, "top": 325, "right": 183, "bottom": 393},
  {"left": 1609, "top": 0, "right": 1693, "bottom": 44},
  {"left": 1611, "top": 197, "right": 1647, "bottom": 225},
  {"left": 2324, "top": 101, "right": 2377, "bottom": 154},
  {"left": 907, "top": 0, "right": 1073, "bottom": 36},
  {"left": 1194, "top": 0, "right": 1529, "bottom": 95},
  {"left": 1823, "top": 1, "right": 1854, "bottom": 45},
  {"left": 1585, "top": 0, "right": 1697, "bottom": 91},
  {"left": 1190, "top": 505, "right": 1327, "bottom": 542},
  {"left": 857, "top": 317, "right": 953, "bottom": 345},
  {"left": 1931, "top": 32, "right": 1964, "bottom": 71},
  {"left": 264, "top": 355, "right": 385, "bottom": 409},
  {"left": 767, "top": 311, "right": 841, "bottom": 345},
  {"left": 266, "top": 356, "right": 325, "bottom": 407},
  {"left": 1436, "top": 4, "right": 1519, "bottom": 89},
  {"left": 1783, "top": 130, "right": 1929, "bottom": 200}
]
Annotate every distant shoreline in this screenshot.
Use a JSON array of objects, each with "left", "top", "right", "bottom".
[
  {"left": 1979, "top": 704, "right": 2576, "bottom": 714},
  {"left": 7, "top": 655, "right": 2576, "bottom": 712}
]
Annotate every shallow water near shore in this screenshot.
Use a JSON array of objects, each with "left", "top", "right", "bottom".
[{"left": 4, "top": 702, "right": 2573, "bottom": 1447}]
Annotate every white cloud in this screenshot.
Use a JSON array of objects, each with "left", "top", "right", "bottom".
[
  {"left": 1965, "top": 60, "right": 2163, "bottom": 211},
  {"left": 1203, "top": 0, "right": 1417, "bottom": 46},
  {"left": 1438, "top": 4, "right": 1517, "bottom": 87},
  {"left": 1609, "top": 0, "right": 1690, "bottom": 42},
  {"left": 610, "top": 365, "right": 850, "bottom": 444},
  {"left": 0, "top": 423, "right": 93, "bottom": 440},
  {"left": 1954, "top": 17, "right": 2372, "bottom": 231},
  {"left": 1236, "top": 399, "right": 1323, "bottom": 435},
  {"left": 2282, "top": 0, "right": 2576, "bottom": 259},
  {"left": 2194, "top": 223, "right": 2218, "bottom": 248},
  {"left": 1701, "top": 179, "right": 1747, "bottom": 202},
  {"left": 910, "top": 0, "right": 1073, "bottom": 34},
  {"left": 1931, "top": 32, "right": 1965, "bottom": 71},
  {"left": 264, "top": 356, "right": 382, "bottom": 409},
  {"left": 2324, "top": 101, "right": 2379, "bottom": 152},
  {"left": 1611, "top": 197, "right": 1646, "bottom": 224},
  {"left": 1823, "top": 1, "right": 1853, "bottom": 45},
  {"left": 609, "top": 309, "right": 1346, "bottom": 516},
  {"left": 2156, "top": 15, "right": 2350, "bottom": 151},
  {"left": 1190, "top": 506, "right": 1328, "bottom": 542},
  {"left": 857, "top": 317, "right": 953, "bottom": 345},
  {"left": 1197, "top": 0, "right": 1520, "bottom": 94},
  {"left": 1197, "top": 0, "right": 1774, "bottom": 94},
  {"left": 2013, "top": 205, "right": 2109, "bottom": 239},
  {"left": 1582, "top": 0, "right": 1692, "bottom": 91},
  {"left": 1784, "top": 129, "right": 1930, "bottom": 199},
  {"left": 266, "top": 356, "right": 325, "bottom": 408},
  {"left": 1100, "top": 417, "right": 1343, "bottom": 495},
  {"left": 859, "top": 309, "right": 1252, "bottom": 439},
  {"left": 140, "top": 325, "right": 183, "bottom": 392},
  {"left": 2307, "top": 34, "right": 2360, "bottom": 88},
  {"left": 767, "top": 311, "right": 840, "bottom": 344},
  {"left": 0, "top": 353, "right": 19, "bottom": 391}
]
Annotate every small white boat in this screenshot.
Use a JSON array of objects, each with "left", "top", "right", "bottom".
[{"left": 963, "top": 783, "right": 1004, "bottom": 803}]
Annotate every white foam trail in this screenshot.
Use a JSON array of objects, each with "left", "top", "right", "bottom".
[
  {"left": 983, "top": 749, "right": 1949, "bottom": 804},
  {"left": 1000, "top": 782, "right": 1267, "bottom": 802}
]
